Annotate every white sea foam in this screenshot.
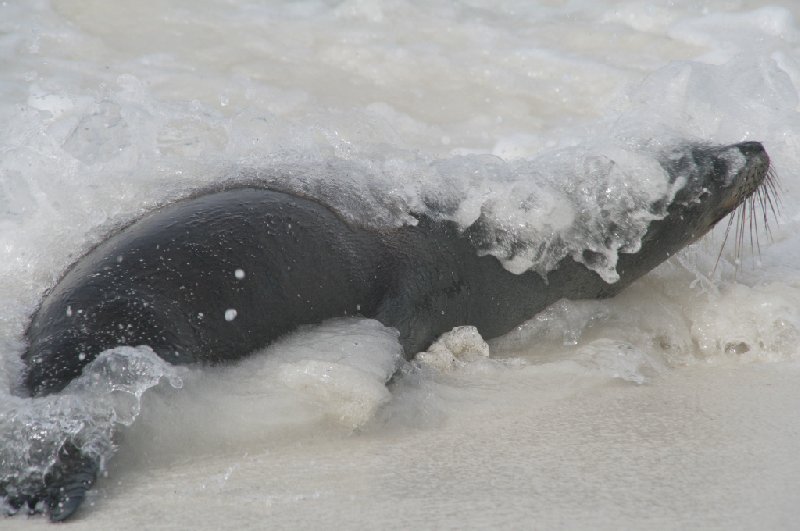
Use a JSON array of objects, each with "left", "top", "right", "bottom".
[{"left": 0, "top": 347, "right": 181, "bottom": 497}]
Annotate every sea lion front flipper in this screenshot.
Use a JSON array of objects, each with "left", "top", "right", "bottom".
[
  {"left": 43, "top": 442, "right": 99, "bottom": 522},
  {"left": 1, "top": 441, "right": 97, "bottom": 521},
  {"left": 2, "top": 491, "right": 40, "bottom": 517}
]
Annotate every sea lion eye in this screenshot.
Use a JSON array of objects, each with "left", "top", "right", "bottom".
[{"left": 650, "top": 198, "right": 667, "bottom": 214}]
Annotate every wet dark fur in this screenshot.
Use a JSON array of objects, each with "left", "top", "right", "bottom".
[{"left": 5, "top": 141, "right": 772, "bottom": 521}]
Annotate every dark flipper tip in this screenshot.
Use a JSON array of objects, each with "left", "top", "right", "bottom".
[{"left": 47, "top": 491, "right": 87, "bottom": 522}]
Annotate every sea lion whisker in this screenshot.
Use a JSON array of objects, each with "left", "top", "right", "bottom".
[
  {"left": 713, "top": 212, "right": 737, "bottom": 274},
  {"left": 750, "top": 194, "right": 761, "bottom": 256},
  {"left": 740, "top": 200, "right": 748, "bottom": 260},
  {"left": 714, "top": 157, "right": 778, "bottom": 269},
  {"left": 757, "top": 187, "right": 768, "bottom": 226},
  {"left": 764, "top": 188, "right": 779, "bottom": 226},
  {"left": 759, "top": 168, "right": 781, "bottom": 242},
  {"left": 732, "top": 200, "right": 743, "bottom": 261},
  {"left": 746, "top": 195, "right": 753, "bottom": 256},
  {"left": 764, "top": 168, "right": 782, "bottom": 212},
  {"left": 759, "top": 188, "right": 775, "bottom": 241}
]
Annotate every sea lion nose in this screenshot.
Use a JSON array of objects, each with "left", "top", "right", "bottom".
[{"left": 737, "top": 141, "right": 765, "bottom": 157}]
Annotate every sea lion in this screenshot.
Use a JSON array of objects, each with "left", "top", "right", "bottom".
[{"left": 3, "top": 141, "right": 773, "bottom": 520}]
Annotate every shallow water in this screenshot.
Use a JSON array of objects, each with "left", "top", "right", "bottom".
[{"left": 2, "top": 0, "right": 800, "bottom": 528}]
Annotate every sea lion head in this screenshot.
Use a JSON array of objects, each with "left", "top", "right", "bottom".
[{"left": 644, "top": 141, "right": 773, "bottom": 254}]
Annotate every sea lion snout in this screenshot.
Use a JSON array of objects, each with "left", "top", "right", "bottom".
[
  {"left": 728, "top": 140, "right": 771, "bottom": 198},
  {"left": 737, "top": 141, "right": 765, "bottom": 158}
]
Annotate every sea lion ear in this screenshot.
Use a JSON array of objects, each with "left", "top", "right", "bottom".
[
  {"left": 649, "top": 198, "right": 667, "bottom": 215},
  {"left": 659, "top": 145, "right": 702, "bottom": 183}
]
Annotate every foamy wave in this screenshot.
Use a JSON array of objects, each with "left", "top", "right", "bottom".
[{"left": 0, "top": 347, "right": 181, "bottom": 499}]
